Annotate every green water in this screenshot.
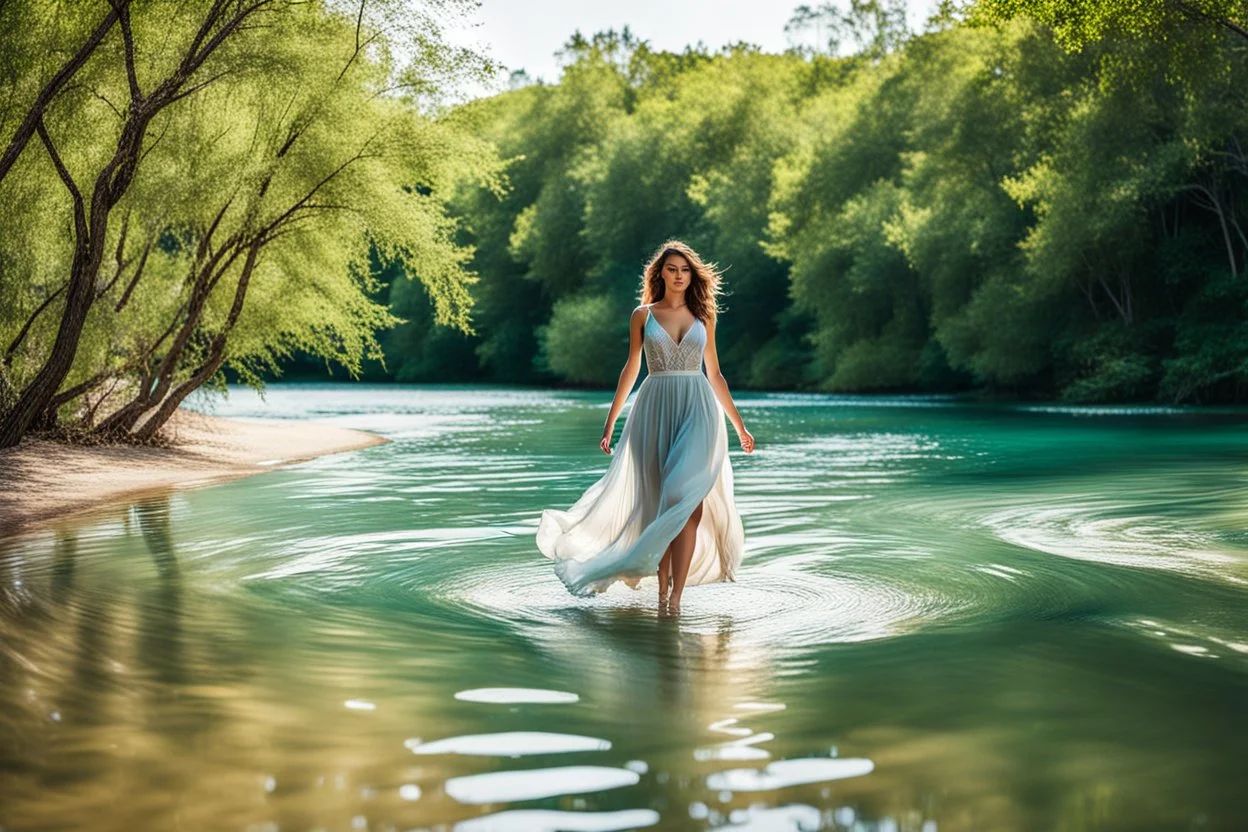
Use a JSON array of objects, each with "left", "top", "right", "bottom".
[{"left": 2, "top": 384, "right": 1246, "bottom": 832}]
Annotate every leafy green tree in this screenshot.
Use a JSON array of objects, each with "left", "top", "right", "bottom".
[
  {"left": 371, "top": 7, "right": 1248, "bottom": 405},
  {"left": 765, "top": 48, "right": 927, "bottom": 391},
  {"left": 974, "top": 0, "right": 1248, "bottom": 50},
  {"left": 0, "top": 0, "right": 501, "bottom": 442},
  {"left": 538, "top": 293, "right": 630, "bottom": 385}
]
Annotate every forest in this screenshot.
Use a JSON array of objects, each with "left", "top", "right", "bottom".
[
  {"left": 379, "top": 0, "right": 1248, "bottom": 403},
  {"left": 2, "top": 0, "right": 1247, "bottom": 450}
]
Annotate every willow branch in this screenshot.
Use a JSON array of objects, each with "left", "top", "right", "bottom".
[{"left": 0, "top": 4, "right": 122, "bottom": 184}]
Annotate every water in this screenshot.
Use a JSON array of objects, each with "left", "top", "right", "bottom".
[{"left": 2, "top": 384, "right": 1246, "bottom": 831}]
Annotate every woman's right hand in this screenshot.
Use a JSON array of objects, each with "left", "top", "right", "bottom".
[{"left": 600, "top": 428, "right": 613, "bottom": 455}]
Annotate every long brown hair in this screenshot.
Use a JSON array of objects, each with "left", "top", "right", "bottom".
[{"left": 639, "top": 239, "right": 725, "bottom": 325}]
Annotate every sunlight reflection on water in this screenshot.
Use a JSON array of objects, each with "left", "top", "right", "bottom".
[
  {"left": 406, "top": 731, "right": 612, "bottom": 756},
  {"left": 2, "top": 384, "right": 1247, "bottom": 831},
  {"left": 444, "top": 765, "right": 641, "bottom": 803}
]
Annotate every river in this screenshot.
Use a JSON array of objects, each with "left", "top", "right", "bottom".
[{"left": 2, "top": 383, "right": 1245, "bottom": 831}]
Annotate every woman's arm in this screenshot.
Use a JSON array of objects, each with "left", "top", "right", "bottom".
[
  {"left": 600, "top": 306, "right": 649, "bottom": 454},
  {"left": 703, "top": 315, "right": 755, "bottom": 453}
]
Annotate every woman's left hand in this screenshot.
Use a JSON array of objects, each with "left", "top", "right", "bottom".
[{"left": 736, "top": 425, "right": 755, "bottom": 454}]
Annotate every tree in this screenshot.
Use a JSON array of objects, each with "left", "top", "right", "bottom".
[
  {"left": 1, "top": 0, "right": 304, "bottom": 446},
  {"left": 973, "top": 0, "right": 1248, "bottom": 49},
  {"left": 784, "top": 0, "right": 911, "bottom": 59},
  {"left": 0, "top": 0, "right": 502, "bottom": 443},
  {"left": 0, "top": 1, "right": 124, "bottom": 186},
  {"left": 386, "top": 12, "right": 1248, "bottom": 404}
]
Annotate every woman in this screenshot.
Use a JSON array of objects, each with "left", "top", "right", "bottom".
[{"left": 536, "top": 240, "right": 755, "bottom": 613}]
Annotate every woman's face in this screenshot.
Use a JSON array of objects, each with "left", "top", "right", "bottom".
[{"left": 660, "top": 254, "right": 693, "bottom": 296}]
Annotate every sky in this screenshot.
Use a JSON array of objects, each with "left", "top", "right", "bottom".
[{"left": 444, "top": 0, "right": 939, "bottom": 99}]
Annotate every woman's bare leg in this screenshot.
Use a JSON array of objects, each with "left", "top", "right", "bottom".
[
  {"left": 668, "top": 500, "right": 704, "bottom": 614},
  {"left": 658, "top": 544, "right": 673, "bottom": 606}
]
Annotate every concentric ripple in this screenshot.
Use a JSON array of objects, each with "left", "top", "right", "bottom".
[
  {"left": 981, "top": 496, "right": 1248, "bottom": 585},
  {"left": 445, "top": 554, "right": 969, "bottom": 652},
  {"left": 3, "top": 384, "right": 1248, "bottom": 832}
]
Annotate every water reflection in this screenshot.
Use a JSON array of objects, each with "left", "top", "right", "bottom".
[
  {"left": 407, "top": 731, "right": 612, "bottom": 756},
  {"left": 453, "top": 808, "right": 661, "bottom": 831},
  {"left": 134, "top": 499, "right": 187, "bottom": 686},
  {"left": 444, "top": 765, "right": 641, "bottom": 804},
  {"left": 706, "top": 758, "right": 876, "bottom": 791},
  {"left": 720, "top": 804, "right": 823, "bottom": 832},
  {"left": 50, "top": 530, "right": 76, "bottom": 604},
  {"left": 454, "top": 688, "right": 581, "bottom": 704},
  {"left": 1, "top": 385, "right": 1246, "bottom": 831}
]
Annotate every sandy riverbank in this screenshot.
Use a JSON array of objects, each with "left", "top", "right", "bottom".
[{"left": 0, "top": 409, "right": 388, "bottom": 535}]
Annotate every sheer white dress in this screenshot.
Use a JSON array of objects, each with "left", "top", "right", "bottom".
[{"left": 537, "top": 305, "right": 746, "bottom": 597}]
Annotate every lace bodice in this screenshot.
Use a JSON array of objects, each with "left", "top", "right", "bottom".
[{"left": 643, "top": 306, "right": 706, "bottom": 374}]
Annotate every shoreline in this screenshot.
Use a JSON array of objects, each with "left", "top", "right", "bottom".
[{"left": 0, "top": 409, "right": 389, "bottom": 536}]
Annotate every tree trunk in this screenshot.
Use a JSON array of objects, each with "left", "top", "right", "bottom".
[
  {"left": 95, "top": 241, "right": 242, "bottom": 436},
  {"left": 0, "top": 1, "right": 274, "bottom": 448},
  {"left": 1184, "top": 182, "right": 1239, "bottom": 279},
  {"left": 134, "top": 241, "right": 261, "bottom": 440},
  {"left": 0, "top": 112, "right": 147, "bottom": 448}
]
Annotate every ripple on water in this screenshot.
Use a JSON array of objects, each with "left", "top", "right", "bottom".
[
  {"left": 720, "top": 805, "right": 822, "bottom": 832},
  {"left": 447, "top": 555, "right": 967, "bottom": 652},
  {"left": 453, "top": 809, "right": 660, "bottom": 832},
  {"left": 694, "top": 744, "right": 771, "bottom": 762},
  {"left": 981, "top": 498, "right": 1248, "bottom": 585},
  {"left": 443, "top": 766, "right": 641, "bottom": 804},
  {"left": 243, "top": 527, "right": 508, "bottom": 584},
  {"left": 1120, "top": 616, "right": 1248, "bottom": 666},
  {"left": 454, "top": 687, "right": 580, "bottom": 704},
  {"left": 705, "top": 757, "right": 875, "bottom": 791},
  {"left": 405, "top": 731, "right": 610, "bottom": 756}
]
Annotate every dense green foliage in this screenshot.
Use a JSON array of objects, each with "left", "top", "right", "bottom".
[
  {"left": 5, "top": 1, "right": 1247, "bottom": 418},
  {"left": 0, "top": 0, "right": 500, "bottom": 443},
  {"left": 973, "top": 0, "right": 1247, "bottom": 54},
  {"left": 385, "top": 5, "right": 1247, "bottom": 403}
]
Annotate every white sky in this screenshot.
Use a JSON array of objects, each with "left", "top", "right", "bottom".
[{"left": 445, "top": 0, "right": 939, "bottom": 99}]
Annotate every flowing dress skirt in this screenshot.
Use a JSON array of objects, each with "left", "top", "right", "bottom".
[{"left": 537, "top": 371, "right": 745, "bottom": 596}]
